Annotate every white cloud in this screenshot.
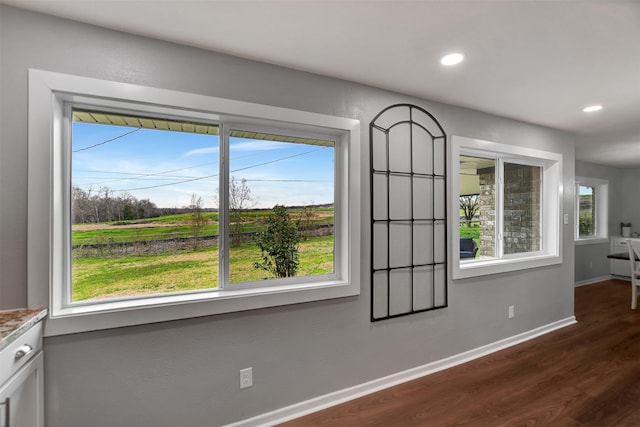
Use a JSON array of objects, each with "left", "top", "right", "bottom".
[
  {"left": 230, "top": 140, "right": 287, "bottom": 152},
  {"left": 183, "top": 146, "right": 220, "bottom": 157}
]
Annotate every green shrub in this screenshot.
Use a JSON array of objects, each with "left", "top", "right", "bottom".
[{"left": 253, "top": 205, "right": 302, "bottom": 278}]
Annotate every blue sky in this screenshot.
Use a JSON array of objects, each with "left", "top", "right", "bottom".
[
  {"left": 578, "top": 185, "right": 594, "bottom": 196},
  {"left": 72, "top": 122, "right": 334, "bottom": 209}
]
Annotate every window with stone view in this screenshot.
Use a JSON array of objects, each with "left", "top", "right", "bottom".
[
  {"left": 459, "top": 156, "right": 542, "bottom": 261},
  {"left": 453, "top": 135, "right": 561, "bottom": 279}
]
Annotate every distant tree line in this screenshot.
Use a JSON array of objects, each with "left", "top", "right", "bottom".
[{"left": 72, "top": 186, "right": 160, "bottom": 224}]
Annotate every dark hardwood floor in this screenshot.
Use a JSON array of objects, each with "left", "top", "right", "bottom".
[{"left": 280, "top": 279, "right": 640, "bottom": 426}]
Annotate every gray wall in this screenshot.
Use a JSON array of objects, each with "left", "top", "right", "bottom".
[
  {"left": 620, "top": 169, "right": 640, "bottom": 229},
  {"left": 1, "top": 7, "right": 576, "bottom": 427}
]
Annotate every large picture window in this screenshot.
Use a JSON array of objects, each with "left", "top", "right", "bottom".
[
  {"left": 452, "top": 136, "right": 562, "bottom": 279},
  {"left": 70, "top": 112, "right": 337, "bottom": 302},
  {"left": 28, "top": 70, "right": 360, "bottom": 335}
]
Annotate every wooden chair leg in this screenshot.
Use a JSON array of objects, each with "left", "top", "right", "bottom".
[{"left": 633, "top": 283, "right": 638, "bottom": 310}]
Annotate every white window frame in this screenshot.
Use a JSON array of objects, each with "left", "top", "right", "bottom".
[
  {"left": 574, "top": 176, "right": 608, "bottom": 245},
  {"left": 28, "top": 69, "right": 360, "bottom": 336},
  {"left": 451, "top": 136, "right": 562, "bottom": 279}
]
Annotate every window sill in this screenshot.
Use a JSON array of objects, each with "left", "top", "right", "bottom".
[
  {"left": 45, "top": 279, "right": 357, "bottom": 336},
  {"left": 453, "top": 253, "right": 562, "bottom": 280},
  {"left": 574, "top": 237, "right": 609, "bottom": 246}
]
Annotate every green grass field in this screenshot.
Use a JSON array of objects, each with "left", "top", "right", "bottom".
[
  {"left": 71, "top": 209, "right": 334, "bottom": 302},
  {"left": 72, "top": 236, "right": 334, "bottom": 301},
  {"left": 459, "top": 223, "right": 480, "bottom": 242}
]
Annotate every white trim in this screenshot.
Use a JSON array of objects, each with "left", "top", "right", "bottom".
[
  {"left": 574, "top": 276, "right": 616, "bottom": 287},
  {"left": 574, "top": 237, "right": 608, "bottom": 246},
  {"left": 224, "top": 316, "right": 577, "bottom": 427},
  {"left": 28, "top": 69, "right": 361, "bottom": 336}
]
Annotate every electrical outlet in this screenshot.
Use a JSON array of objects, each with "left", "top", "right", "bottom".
[
  {"left": 508, "top": 305, "right": 515, "bottom": 319},
  {"left": 240, "top": 367, "right": 253, "bottom": 389}
]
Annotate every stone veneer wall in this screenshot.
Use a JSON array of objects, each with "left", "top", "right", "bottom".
[
  {"left": 503, "top": 163, "right": 541, "bottom": 254},
  {"left": 478, "top": 164, "right": 541, "bottom": 256},
  {"left": 478, "top": 166, "right": 496, "bottom": 257}
]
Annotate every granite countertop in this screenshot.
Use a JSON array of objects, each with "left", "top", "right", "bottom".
[{"left": 0, "top": 308, "right": 47, "bottom": 351}]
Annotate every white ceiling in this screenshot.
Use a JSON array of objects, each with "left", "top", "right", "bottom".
[{"left": 4, "top": 0, "right": 640, "bottom": 167}]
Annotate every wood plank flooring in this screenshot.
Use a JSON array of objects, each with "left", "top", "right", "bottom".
[{"left": 280, "top": 279, "right": 640, "bottom": 426}]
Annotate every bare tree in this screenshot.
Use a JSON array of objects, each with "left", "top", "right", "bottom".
[
  {"left": 99, "top": 187, "right": 114, "bottom": 222},
  {"left": 189, "top": 193, "right": 207, "bottom": 251},
  {"left": 71, "top": 185, "right": 159, "bottom": 224},
  {"left": 229, "top": 177, "right": 256, "bottom": 247},
  {"left": 459, "top": 195, "right": 480, "bottom": 227},
  {"left": 89, "top": 186, "right": 100, "bottom": 223},
  {"left": 300, "top": 202, "right": 318, "bottom": 240},
  {"left": 72, "top": 186, "right": 90, "bottom": 224}
]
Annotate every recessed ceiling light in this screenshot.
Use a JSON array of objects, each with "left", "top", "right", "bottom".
[
  {"left": 583, "top": 105, "right": 603, "bottom": 113},
  {"left": 441, "top": 53, "right": 464, "bottom": 66}
]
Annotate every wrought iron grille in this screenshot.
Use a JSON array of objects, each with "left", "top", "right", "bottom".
[{"left": 370, "top": 104, "right": 448, "bottom": 321}]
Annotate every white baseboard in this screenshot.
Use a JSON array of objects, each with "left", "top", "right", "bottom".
[
  {"left": 574, "top": 275, "right": 617, "bottom": 287},
  {"left": 225, "top": 316, "right": 577, "bottom": 427}
]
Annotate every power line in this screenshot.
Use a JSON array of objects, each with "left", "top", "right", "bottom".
[
  {"left": 75, "top": 176, "right": 217, "bottom": 184},
  {"left": 244, "top": 179, "right": 332, "bottom": 183},
  {"left": 74, "top": 161, "right": 219, "bottom": 186},
  {"left": 72, "top": 145, "right": 314, "bottom": 186},
  {"left": 110, "top": 146, "right": 330, "bottom": 192},
  {"left": 74, "top": 162, "right": 218, "bottom": 176},
  {"left": 72, "top": 128, "right": 142, "bottom": 152},
  {"left": 229, "top": 146, "right": 328, "bottom": 174},
  {"left": 99, "top": 173, "right": 219, "bottom": 192}
]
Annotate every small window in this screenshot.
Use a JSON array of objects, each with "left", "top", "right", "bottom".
[
  {"left": 575, "top": 177, "right": 608, "bottom": 243},
  {"left": 452, "top": 136, "right": 562, "bottom": 279},
  {"left": 578, "top": 185, "right": 596, "bottom": 238},
  {"left": 458, "top": 156, "right": 542, "bottom": 260}
]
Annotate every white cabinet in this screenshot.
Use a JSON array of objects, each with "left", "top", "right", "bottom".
[
  {"left": 611, "top": 236, "right": 630, "bottom": 277},
  {"left": 610, "top": 237, "right": 640, "bottom": 277},
  {"left": 0, "top": 321, "right": 44, "bottom": 427}
]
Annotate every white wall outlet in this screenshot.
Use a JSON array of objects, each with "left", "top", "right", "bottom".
[
  {"left": 508, "top": 305, "right": 515, "bottom": 319},
  {"left": 240, "top": 367, "right": 253, "bottom": 389}
]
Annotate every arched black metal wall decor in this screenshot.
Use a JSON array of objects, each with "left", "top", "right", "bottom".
[{"left": 370, "top": 104, "right": 448, "bottom": 321}]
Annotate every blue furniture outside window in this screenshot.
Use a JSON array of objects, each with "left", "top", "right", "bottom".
[{"left": 460, "top": 238, "right": 479, "bottom": 259}]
